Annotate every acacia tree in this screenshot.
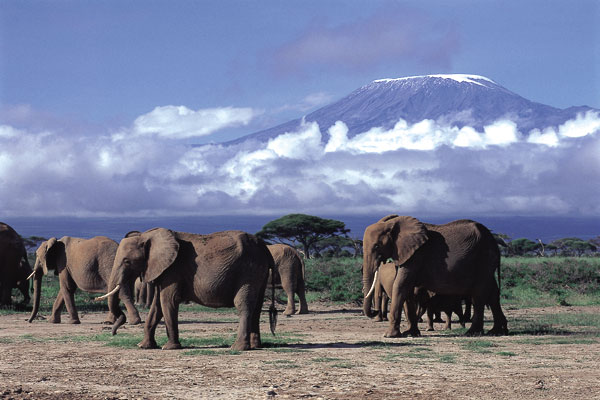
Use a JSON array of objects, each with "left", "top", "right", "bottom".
[{"left": 256, "top": 214, "right": 348, "bottom": 258}]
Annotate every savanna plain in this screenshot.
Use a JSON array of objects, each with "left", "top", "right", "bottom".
[{"left": 1, "top": 257, "right": 600, "bottom": 399}]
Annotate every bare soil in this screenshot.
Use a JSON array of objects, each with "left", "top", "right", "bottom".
[{"left": 1, "top": 303, "right": 599, "bottom": 399}]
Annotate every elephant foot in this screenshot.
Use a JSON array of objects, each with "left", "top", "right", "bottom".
[
  {"left": 231, "top": 340, "right": 251, "bottom": 351},
  {"left": 138, "top": 338, "right": 159, "bottom": 349},
  {"left": 128, "top": 317, "right": 142, "bottom": 325},
  {"left": 374, "top": 315, "right": 383, "bottom": 322},
  {"left": 296, "top": 308, "right": 309, "bottom": 315},
  {"left": 426, "top": 327, "right": 435, "bottom": 332},
  {"left": 402, "top": 328, "right": 421, "bottom": 337},
  {"left": 384, "top": 328, "right": 402, "bottom": 338},
  {"left": 282, "top": 309, "right": 295, "bottom": 316},
  {"left": 69, "top": 319, "right": 81, "bottom": 324},
  {"left": 487, "top": 326, "right": 509, "bottom": 336},
  {"left": 162, "top": 341, "right": 182, "bottom": 350},
  {"left": 49, "top": 316, "right": 61, "bottom": 323},
  {"left": 250, "top": 333, "right": 262, "bottom": 349},
  {"left": 465, "top": 327, "right": 484, "bottom": 337},
  {"left": 433, "top": 318, "right": 444, "bottom": 323}
]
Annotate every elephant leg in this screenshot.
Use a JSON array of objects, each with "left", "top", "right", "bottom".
[
  {"left": 486, "top": 278, "right": 508, "bottom": 336},
  {"left": 426, "top": 307, "right": 435, "bottom": 331},
  {"left": 50, "top": 292, "right": 65, "bottom": 323},
  {"left": 381, "top": 292, "right": 389, "bottom": 321},
  {"left": 454, "top": 300, "right": 466, "bottom": 328},
  {"left": 139, "top": 287, "right": 162, "bottom": 349},
  {"left": 159, "top": 284, "right": 182, "bottom": 350},
  {"left": 62, "top": 288, "right": 80, "bottom": 324},
  {"left": 464, "top": 298, "right": 472, "bottom": 322},
  {"left": 59, "top": 275, "right": 81, "bottom": 324},
  {"left": 120, "top": 293, "right": 142, "bottom": 325},
  {"left": 465, "top": 296, "right": 485, "bottom": 336},
  {"left": 232, "top": 283, "right": 261, "bottom": 351},
  {"left": 145, "top": 283, "right": 155, "bottom": 309},
  {"left": 385, "top": 268, "right": 419, "bottom": 338},
  {"left": 250, "top": 278, "right": 267, "bottom": 349},
  {"left": 443, "top": 310, "right": 452, "bottom": 330},
  {"left": 295, "top": 278, "right": 309, "bottom": 315},
  {"left": 281, "top": 280, "right": 296, "bottom": 316}
]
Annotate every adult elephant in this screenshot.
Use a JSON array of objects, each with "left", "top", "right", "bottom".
[
  {"left": 362, "top": 215, "right": 507, "bottom": 338},
  {"left": 0, "top": 222, "right": 32, "bottom": 306},
  {"left": 28, "top": 236, "right": 142, "bottom": 325},
  {"left": 102, "top": 228, "right": 276, "bottom": 351},
  {"left": 267, "top": 244, "right": 309, "bottom": 316}
]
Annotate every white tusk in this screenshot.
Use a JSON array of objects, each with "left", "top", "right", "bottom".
[
  {"left": 365, "top": 270, "right": 379, "bottom": 299},
  {"left": 95, "top": 285, "right": 120, "bottom": 301},
  {"left": 27, "top": 271, "right": 36, "bottom": 280}
]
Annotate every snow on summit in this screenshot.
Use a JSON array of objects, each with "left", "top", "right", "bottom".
[{"left": 373, "top": 74, "right": 496, "bottom": 87}]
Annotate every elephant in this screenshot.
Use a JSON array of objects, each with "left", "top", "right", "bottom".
[
  {"left": 134, "top": 277, "right": 155, "bottom": 308},
  {"left": 267, "top": 244, "right": 309, "bottom": 316},
  {"left": 28, "top": 236, "right": 142, "bottom": 325},
  {"left": 362, "top": 215, "right": 508, "bottom": 338},
  {"left": 366, "top": 261, "right": 396, "bottom": 322},
  {"left": 0, "top": 222, "right": 32, "bottom": 306},
  {"left": 103, "top": 228, "right": 276, "bottom": 351},
  {"left": 414, "top": 287, "right": 466, "bottom": 331}
]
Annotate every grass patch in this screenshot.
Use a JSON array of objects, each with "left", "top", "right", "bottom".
[
  {"left": 516, "top": 337, "right": 598, "bottom": 345},
  {"left": 496, "top": 351, "right": 517, "bottom": 357},
  {"left": 312, "top": 357, "right": 343, "bottom": 363},
  {"left": 261, "top": 331, "right": 307, "bottom": 348},
  {"left": 438, "top": 354, "right": 457, "bottom": 363},
  {"left": 263, "top": 359, "right": 299, "bottom": 368},
  {"left": 183, "top": 349, "right": 241, "bottom": 356},
  {"left": 460, "top": 339, "right": 497, "bottom": 353}
]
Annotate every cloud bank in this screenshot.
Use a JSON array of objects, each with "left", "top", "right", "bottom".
[{"left": 1, "top": 108, "right": 599, "bottom": 217}]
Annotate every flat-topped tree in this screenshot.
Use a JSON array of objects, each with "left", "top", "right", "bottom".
[{"left": 256, "top": 214, "right": 348, "bottom": 259}]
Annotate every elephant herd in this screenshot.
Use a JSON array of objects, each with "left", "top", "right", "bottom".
[{"left": 0, "top": 216, "right": 508, "bottom": 351}]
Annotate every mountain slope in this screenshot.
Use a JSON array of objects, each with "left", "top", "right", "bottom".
[{"left": 230, "top": 74, "right": 597, "bottom": 144}]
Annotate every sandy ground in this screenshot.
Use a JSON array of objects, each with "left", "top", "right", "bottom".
[{"left": 1, "top": 302, "right": 599, "bottom": 399}]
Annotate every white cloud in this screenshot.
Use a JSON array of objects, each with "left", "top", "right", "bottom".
[
  {"left": 1, "top": 108, "right": 599, "bottom": 217},
  {"left": 132, "top": 105, "right": 258, "bottom": 139}
]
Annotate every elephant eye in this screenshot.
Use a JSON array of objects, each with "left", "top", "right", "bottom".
[{"left": 123, "top": 259, "right": 131, "bottom": 266}]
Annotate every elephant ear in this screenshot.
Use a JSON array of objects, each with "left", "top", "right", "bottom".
[
  {"left": 378, "top": 214, "right": 399, "bottom": 223},
  {"left": 124, "top": 230, "right": 141, "bottom": 238},
  {"left": 42, "top": 237, "right": 59, "bottom": 275},
  {"left": 141, "top": 228, "right": 179, "bottom": 283},
  {"left": 390, "top": 216, "right": 428, "bottom": 266}
]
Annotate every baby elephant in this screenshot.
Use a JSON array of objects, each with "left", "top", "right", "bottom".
[
  {"left": 415, "top": 288, "right": 466, "bottom": 331},
  {"left": 267, "top": 244, "right": 309, "bottom": 316}
]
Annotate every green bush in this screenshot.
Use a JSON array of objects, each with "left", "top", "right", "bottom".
[{"left": 304, "top": 257, "right": 363, "bottom": 302}]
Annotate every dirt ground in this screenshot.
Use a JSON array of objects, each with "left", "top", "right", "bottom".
[{"left": 1, "top": 303, "right": 599, "bottom": 399}]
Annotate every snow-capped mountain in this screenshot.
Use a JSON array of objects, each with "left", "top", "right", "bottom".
[{"left": 230, "top": 74, "right": 597, "bottom": 144}]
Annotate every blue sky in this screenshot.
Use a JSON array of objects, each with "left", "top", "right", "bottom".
[{"left": 1, "top": 1, "right": 599, "bottom": 217}]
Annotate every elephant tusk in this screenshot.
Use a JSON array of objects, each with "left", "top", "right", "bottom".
[
  {"left": 365, "top": 270, "right": 379, "bottom": 299},
  {"left": 95, "top": 285, "right": 120, "bottom": 301},
  {"left": 26, "top": 271, "right": 36, "bottom": 280}
]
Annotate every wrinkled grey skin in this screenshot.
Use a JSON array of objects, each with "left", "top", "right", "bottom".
[
  {"left": 267, "top": 244, "right": 309, "bottom": 316},
  {"left": 28, "top": 236, "right": 141, "bottom": 325},
  {"left": 0, "top": 223, "right": 32, "bottom": 306},
  {"left": 362, "top": 215, "right": 508, "bottom": 338},
  {"left": 106, "top": 228, "right": 274, "bottom": 351}
]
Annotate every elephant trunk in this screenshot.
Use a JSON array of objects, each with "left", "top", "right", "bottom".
[
  {"left": 362, "top": 256, "right": 379, "bottom": 318},
  {"left": 106, "top": 268, "right": 126, "bottom": 335},
  {"left": 27, "top": 267, "right": 43, "bottom": 323}
]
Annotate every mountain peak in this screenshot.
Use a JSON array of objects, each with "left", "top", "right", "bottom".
[
  {"left": 228, "top": 74, "right": 597, "bottom": 145},
  {"left": 373, "top": 74, "right": 496, "bottom": 87}
]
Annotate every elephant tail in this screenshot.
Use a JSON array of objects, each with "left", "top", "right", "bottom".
[{"left": 269, "top": 269, "right": 278, "bottom": 335}]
